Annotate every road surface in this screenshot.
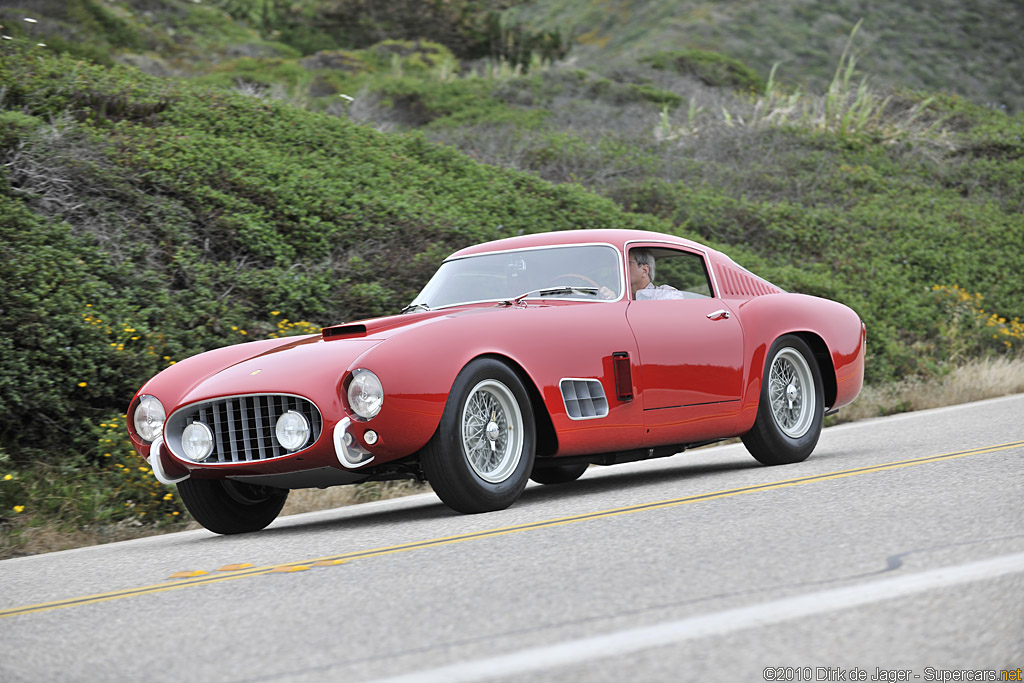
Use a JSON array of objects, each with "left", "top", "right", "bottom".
[{"left": 2, "top": 394, "right": 1022, "bottom": 682}]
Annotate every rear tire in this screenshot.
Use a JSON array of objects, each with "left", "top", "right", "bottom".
[
  {"left": 742, "top": 335, "right": 824, "bottom": 465},
  {"left": 421, "top": 359, "right": 535, "bottom": 514},
  {"left": 177, "top": 478, "right": 288, "bottom": 534},
  {"left": 530, "top": 463, "right": 588, "bottom": 485}
]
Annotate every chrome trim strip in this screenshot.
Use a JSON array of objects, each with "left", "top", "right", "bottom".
[{"left": 443, "top": 241, "right": 620, "bottom": 263}]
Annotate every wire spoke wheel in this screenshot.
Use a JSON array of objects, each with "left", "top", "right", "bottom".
[
  {"left": 768, "top": 347, "right": 815, "bottom": 438},
  {"left": 461, "top": 379, "right": 524, "bottom": 483},
  {"left": 421, "top": 359, "right": 536, "bottom": 514}
]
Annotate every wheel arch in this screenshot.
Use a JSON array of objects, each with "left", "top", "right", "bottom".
[
  {"left": 736, "top": 292, "right": 850, "bottom": 415},
  {"left": 467, "top": 352, "right": 559, "bottom": 458},
  {"left": 788, "top": 331, "right": 838, "bottom": 410}
]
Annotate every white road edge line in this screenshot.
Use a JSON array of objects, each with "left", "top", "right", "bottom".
[{"left": 370, "top": 552, "right": 1024, "bottom": 683}]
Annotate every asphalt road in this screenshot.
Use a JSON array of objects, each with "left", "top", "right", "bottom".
[{"left": 2, "top": 395, "right": 1022, "bottom": 682}]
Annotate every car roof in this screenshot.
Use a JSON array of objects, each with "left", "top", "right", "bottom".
[{"left": 448, "top": 229, "right": 717, "bottom": 260}]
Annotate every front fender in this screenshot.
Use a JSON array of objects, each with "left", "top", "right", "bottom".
[{"left": 347, "top": 304, "right": 645, "bottom": 460}]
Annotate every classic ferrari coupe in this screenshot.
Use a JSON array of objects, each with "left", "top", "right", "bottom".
[{"left": 128, "top": 229, "right": 865, "bottom": 534}]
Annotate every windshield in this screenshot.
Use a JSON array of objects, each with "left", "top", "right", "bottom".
[{"left": 407, "top": 244, "right": 623, "bottom": 311}]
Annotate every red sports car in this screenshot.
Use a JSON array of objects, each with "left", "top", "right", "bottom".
[{"left": 128, "top": 229, "right": 865, "bottom": 534}]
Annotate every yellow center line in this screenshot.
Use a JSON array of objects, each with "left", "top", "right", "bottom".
[{"left": 3, "top": 440, "right": 1021, "bottom": 619}]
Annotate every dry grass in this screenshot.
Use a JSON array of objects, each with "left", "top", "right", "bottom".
[
  {"left": 835, "top": 356, "right": 1024, "bottom": 423},
  {"left": 279, "top": 480, "right": 429, "bottom": 516},
  {"left": 4, "top": 356, "right": 1022, "bottom": 559},
  {"left": 0, "top": 519, "right": 185, "bottom": 558}
]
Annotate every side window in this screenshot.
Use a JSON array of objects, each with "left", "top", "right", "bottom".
[
  {"left": 657, "top": 250, "right": 713, "bottom": 297},
  {"left": 629, "top": 246, "right": 713, "bottom": 300}
]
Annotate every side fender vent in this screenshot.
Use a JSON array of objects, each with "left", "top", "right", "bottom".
[{"left": 560, "top": 379, "right": 609, "bottom": 420}]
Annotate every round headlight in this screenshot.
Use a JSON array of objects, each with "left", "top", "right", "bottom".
[
  {"left": 133, "top": 395, "right": 165, "bottom": 443},
  {"left": 347, "top": 369, "right": 383, "bottom": 419},
  {"left": 276, "top": 410, "right": 310, "bottom": 451},
  {"left": 181, "top": 422, "right": 214, "bottom": 462}
]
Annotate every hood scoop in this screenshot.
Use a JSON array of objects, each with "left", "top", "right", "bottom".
[{"left": 322, "top": 323, "right": 367, "bottom": 341}]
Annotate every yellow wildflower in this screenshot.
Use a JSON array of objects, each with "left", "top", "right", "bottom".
[{"left": 13, "top": 505, "right": 25, "bottom": 513}]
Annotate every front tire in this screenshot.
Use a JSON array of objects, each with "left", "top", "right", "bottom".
[
  {"left": 421, "top": 359, "right": 536, "bottom": 514},
  {"left": 742, "top": 335, "right": 824, "bottom": 465},
  {"left": 177, "top": 478, "right": 288, "bottom": 534}
]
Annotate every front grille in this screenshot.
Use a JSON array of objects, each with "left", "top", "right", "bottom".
[{"left": 167, "top": 394, "right": 323, "bottom": 463}]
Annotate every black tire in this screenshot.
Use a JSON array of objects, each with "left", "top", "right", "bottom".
[
  {"left": 421, "top": 359, "right": 536, "bottom": 514},
  {"left": 177, "top": 478, "right": 288, "bottom": 534},
  {"left": 530, "top": 463, "right": 588, "bottom": 485},
  {"left": 742, "top": 335, "right": 824, "bottom": 465}
]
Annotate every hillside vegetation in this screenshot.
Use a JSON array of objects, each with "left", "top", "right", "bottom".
[
  {"left": 506, "top": 0, "right": 1024, "bottom": 114},
  {"left": 1, "top": 0, "right": 1022, "bottom": 555}
]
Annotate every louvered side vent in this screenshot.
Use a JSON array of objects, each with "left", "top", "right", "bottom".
[
  {"left": 166, "top": 395, "right": 323, "bottom": 463},
  {"left": 718, "top": 265, "right": 783, "bottom": 298},
  {"left": 560, "top": 379, "right": 609, "bottom": 420}
]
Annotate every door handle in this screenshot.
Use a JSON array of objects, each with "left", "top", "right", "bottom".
[{"left": 707, "top": 309, "right": 731, "bottom": 320}]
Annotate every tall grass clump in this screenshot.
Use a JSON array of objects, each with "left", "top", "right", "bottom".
[{"left": 648, "top": 22, "right": 953, "bottom": 150}]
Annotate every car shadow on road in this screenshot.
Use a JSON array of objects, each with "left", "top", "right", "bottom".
[
  {"left": 254, "top": 455, "right": 768, "bottom": 538},
  {"left": 521, "top": 456, "right": 765, "bottom": 505},
  {"left": 183, "top": 447, "right": 864, "bottom": 543}
]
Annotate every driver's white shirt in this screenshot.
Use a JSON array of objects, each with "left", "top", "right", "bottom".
[{"left": 635, "top": 282, "right": 688, "bottom": 300}]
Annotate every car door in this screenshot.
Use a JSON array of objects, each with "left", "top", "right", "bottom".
[{"left": 624, "top": 245, "right": 745, "bottom": 443}]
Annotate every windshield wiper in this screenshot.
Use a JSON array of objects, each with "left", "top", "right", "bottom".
[
  {"left": 401, "top": 302, "right": 431, "bottom": 314},
  {"left": 498, "top": 286, "right": 600, "bottom": 307}
]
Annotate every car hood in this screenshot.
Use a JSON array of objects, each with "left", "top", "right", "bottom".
[
  {"left": 139, "top": 307, "right": 499, "bottom": 409},
  {"left": 139, "top": 334, "right": 384, "bottom": 410}
]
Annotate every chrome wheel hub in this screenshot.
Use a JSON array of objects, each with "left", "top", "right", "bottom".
[{"left": 485, "top": 419, "right": 501, "bottom": 444}]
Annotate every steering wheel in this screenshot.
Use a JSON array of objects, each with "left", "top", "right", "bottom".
[{"left": 544, "top": 273, "right": 602, "bottom": 289}]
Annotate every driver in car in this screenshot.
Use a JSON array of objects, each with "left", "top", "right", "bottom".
[{"left": 629, "top": 249, "right": 687, "bottom": 300}]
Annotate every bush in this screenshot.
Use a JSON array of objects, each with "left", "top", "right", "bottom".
[
  {"left": 642, "top": 49, "right": 765, "bottom": 94},
  {"left": 0, "top": 41, "right": 651, "bottom": 475}
]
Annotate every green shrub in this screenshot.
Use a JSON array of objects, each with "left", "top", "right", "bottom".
[
  {"left": 642, "top": 49, "right": 765, "bottom": 93},
  {"left": 372, "top": 76, "right": 550, "bottom": 128},
  {"left": 0, "top": 42, "right": 649, "bottom": 474}
]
